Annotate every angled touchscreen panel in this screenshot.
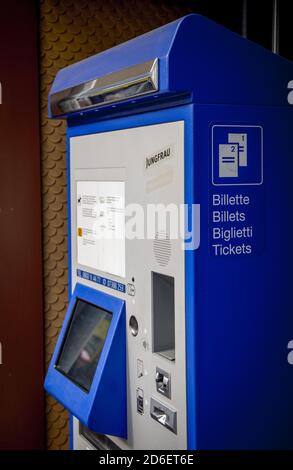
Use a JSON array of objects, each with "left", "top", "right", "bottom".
[{"left": 55, "top": 299, "right": 112, "bottom": 392}]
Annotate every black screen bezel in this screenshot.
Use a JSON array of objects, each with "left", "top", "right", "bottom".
[{"left": 55, "top": 297, "right": 112, "bottom": 393}]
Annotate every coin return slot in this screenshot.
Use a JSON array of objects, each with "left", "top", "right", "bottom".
[{"left": 150, "top": 397, "right": 177, "bottom": 434}]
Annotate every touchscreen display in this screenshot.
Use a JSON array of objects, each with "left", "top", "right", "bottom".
[{"left": 56, "top": 299, "right": 112, "bottom": 392}]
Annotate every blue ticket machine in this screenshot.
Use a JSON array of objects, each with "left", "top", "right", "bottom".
[{"left": 45, "top": 14, "right": 293, "bottom": 450}]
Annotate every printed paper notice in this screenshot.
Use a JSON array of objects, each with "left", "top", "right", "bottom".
[{"left": 77, "top": 181, "right": 125, "bottom": 278}]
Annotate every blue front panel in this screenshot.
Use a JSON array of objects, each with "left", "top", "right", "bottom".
[{"left": 194, "top": 103, "right": 293, "bottom": 449}]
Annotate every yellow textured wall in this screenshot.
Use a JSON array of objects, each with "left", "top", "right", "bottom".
[{"left": 40, "top": 0, "right": 194, "bottom": 450}]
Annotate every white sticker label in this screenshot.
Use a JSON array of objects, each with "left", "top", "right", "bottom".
[
  {"left": 77, "top": 181, "right": 125, "bottom": 278},
  {"left": 219, "top": 144, "right": 239, "bottom": 178}
]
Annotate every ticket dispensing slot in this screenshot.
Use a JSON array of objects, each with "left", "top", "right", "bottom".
[{"left": 152, "top": 272, "right": 175, "bottom": 361}]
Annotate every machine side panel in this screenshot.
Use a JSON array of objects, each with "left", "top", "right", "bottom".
[{"left": 194, "top": 103, "right": 293, "bottom": 449}]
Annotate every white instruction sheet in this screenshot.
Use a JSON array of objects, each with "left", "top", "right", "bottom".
[{"left": 76, "top": 181, "right": 125, "bottom": 278}]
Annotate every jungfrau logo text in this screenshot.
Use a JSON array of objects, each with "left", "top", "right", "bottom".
[{"left": 145, "top": 146, "right": 172, "bottom": 169}]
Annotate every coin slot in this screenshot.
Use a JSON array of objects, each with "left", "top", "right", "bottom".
[{"left": 129, "top": 315, "right": 139, "bottom": 337}]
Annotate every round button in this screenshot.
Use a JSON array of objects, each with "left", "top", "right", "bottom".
[{"left": 129, "top": 315, "right": 139, "bottom": 337}]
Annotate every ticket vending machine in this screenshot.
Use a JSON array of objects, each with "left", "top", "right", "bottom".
[{"left": 45, "top": 15, "right": 293, "bottom": 450}]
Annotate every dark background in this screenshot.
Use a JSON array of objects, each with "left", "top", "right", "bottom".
[{"left": 0, "top": 0, "right": 44, "bottom": 450}]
